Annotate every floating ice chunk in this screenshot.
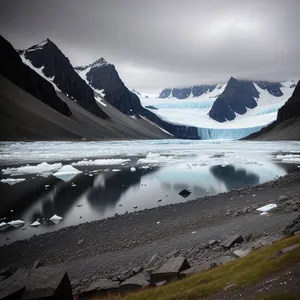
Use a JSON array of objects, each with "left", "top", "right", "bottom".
[
  {"left": 50, "top": 214, "right": 63, "bottom": 224},
  {"left": 0, "top": 178, "right": 25, "bottom": 185},
  {"left": 0, "top": 222, "right": 8, "bottom": 227},
  {"left": 2, "top": 162, "right": 62, "bottom": 176},
  {"left": 130, "top": 167, "right": 136, "bottom": 172},
  {"left": 53, "top": 165, "right": 82, "bottom": 182},
  {"left": 257, "top": 204, "right": 277, "bottom": 212},
  {"left": 137, "top": 152, "right": 176, "bottom": 165},
  {"left": 112, "top": 169, "right": 121, "bottom": 172},
  {"left": 30, "top": 221, "right": 41, "bottom": 227},
  {"left": 133, "top": 205, "right": 138, "bottom": 209},
  {"left": 8, "top": 220, "right": 25, "bottom": 227},
  {"left": 157, "top": 221, "right": 160, "bottom": 224},
  {"left": 72, "top": 158, "right": 130, "bottom": 166}
]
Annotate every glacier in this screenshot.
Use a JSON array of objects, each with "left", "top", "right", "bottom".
[{"left": 139, "top": 81, "right": 294, "bottom": 140}]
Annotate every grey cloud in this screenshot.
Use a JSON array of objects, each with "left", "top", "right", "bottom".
[{"left": 1, "top": 0, "right": 299, "bottom": 93}]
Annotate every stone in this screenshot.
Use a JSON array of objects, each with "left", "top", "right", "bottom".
[
  {"left": 294, "top": 230, "right": 300, "bottom": 235},
  {"left": 166, "top": 249, "right": 180, "bottom": 258},
  {"left": 33, "top": 259, "right": 42, "bottom": 269},
  {"left": 155, "top": 281, "right": 167, "bottom": 287},
  {"left": 233, "top": 249, "right": 251, "bottom": 258},
  {"left": 281, "top": 244, "right": 299, "bottom": 254},
  {"left": 278, "top": 195, "right": 288, "bottom": 202},
  {"left": 221, "top": 234, "right": 244, "bottom": 249},
  {"left": 244, "top": 234, "right": 253, "bottom": 242},
  {"left": 178, "top": 189, "right": 191, "bottom": 198},
  {"left": 132, "top": 266, "right": 143, "bottom": 275},
  {"left": 179, "top": 263, "right": 212, "bottom": 277},
  {"left": 81, "top": 279, "right": 119, "bottom": 295},
  {"left": 145, "top": 254, "right": 161, "bottom": 272},
  {"left": 120, "top": 273, "right": 150, "bottom": 291},
  {"left": 208, "top": 240, "right": 217, "bottom": 246},
  {"left": 151, "top": 256, "right": 190, "bottom": 282},
  {"left": 78, "top": 239, "right": 85, "bottom": 245},
  {"left": 224, "top": 283, "right": 237, "bottom": 291},
  {"left": 213, "top": 256, "right": 236, "bottom": 266},
  {"left": 0, "top": 268, "right": 73, "bottom": 300}
]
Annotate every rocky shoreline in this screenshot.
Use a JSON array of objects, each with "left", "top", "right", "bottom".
[{"left": 0, "top": 171, "right": 300, "bottom": 297}]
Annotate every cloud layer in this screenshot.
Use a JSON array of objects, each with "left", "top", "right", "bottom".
[{"left": 1, "top": 0, "right": 299, "bottom": 93}]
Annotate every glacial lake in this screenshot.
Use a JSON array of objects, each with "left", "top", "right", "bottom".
[{"left": 1, "top": 139, "right": 300, "bottom": 245}]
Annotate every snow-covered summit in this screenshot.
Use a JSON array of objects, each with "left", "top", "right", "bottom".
[{"left": 75, "top": 57, "right": 109, "bottom": 71}]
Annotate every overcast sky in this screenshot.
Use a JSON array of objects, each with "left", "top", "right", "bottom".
[{"left": 1, "top": 0, "right": 299, "bottom": 93}]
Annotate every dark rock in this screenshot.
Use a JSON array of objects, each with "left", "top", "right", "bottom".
[
  {"left": 224, "top": 283, "right": 237, "bottom": 291},
  {"left": 209, "top": 77, "right": 259, "bottom": 122},
  {"left": 178, "top": 189, "right": 191, "bottom": 198},
  {"left": 166, "top": 249, "right": 180, "bottom": 258},
  {"left": 81, "top": 279, "right": 119, "bottom": 296},
  {"left": 132, "top": 266, "right": 143, "bottom": 275},
  {"left": 208, "top": 240, "right": 218, "bottom": 246},
  {"left": 158, "top": 85, "right": 216, "bottom": 99},
  {"left": 145, "top": 254, "right": 160, "bottom": 272},
  {"left": 244, "top": 234, "right": 253, "bottom": 242},
  {"left": 179, "top": 262, "right": 212, "bottom": 277},
  {"left": 155, "top": 281, "right": 167, "bottom": 287},
  {"left": 151, "top": 256, "right": 190, "bottom": 282},
  {"left": 32, "top": 259, "right": 42, "bottom": 269},
  {"left": 221, "top": 234, "right": 244, "bottom": 249},
  {"left": 0, "top": 35, "right": 71, "bottom": 118},
  {"left": 22, "top": 39, "right": 108, "bottom": 120},
  {"left": 0, "top": 268, "right": 73, "bottom": 300},
  {"left": 120, "top": 273, "right": 150, "bottom": 291}
]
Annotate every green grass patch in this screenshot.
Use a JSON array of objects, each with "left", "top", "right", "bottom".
[{"left": 90, "top": 235, "right": 300, "bottom": 300}]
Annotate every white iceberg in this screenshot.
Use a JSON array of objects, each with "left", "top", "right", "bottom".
[
  {"left": 2, "top": 162, "right": 62, "bottom": 176},
  {"left": 8, "top": 220, "right": 25, "bottom": 227},
  {"left": 130, "top": 167, "right": 136, "bottom": 172},
  {"left": 53, "top": 165, "right": 82, "bottom": 182},
  {"left": 30, "top": 221, "right": 41, "bottom": 227},
  {"left": 0, "top": 222, "right": 8, "bottom": 228},
  {"left": 0, "top": 178, "right": 25, "bottom": 185},
  {"left": 257, "top": 204, "right": 278, "bottom": 213},
  {"left": 50, "top": 214, "right": 63, "bottom": 224},
  {"left": 72, "top": 158, "right": 130, "bottom": 166}
]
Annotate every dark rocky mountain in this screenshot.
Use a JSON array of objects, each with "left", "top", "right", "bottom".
[
  {"left": 159, "top": 85, "right": 216, "bottom": 99},
  {"left": 0, "top": 35, "right": 71, "bottom": 116},
  {"left": 20, "top": 39, "right": 109, "bottom": 119},
  {"left": 208, "top": 77, "right": 283, "bottom": 122},
  {"left": 76, "top": 59, "right": 200, "bottom": 139},
  {"left": 245, "top": 81, "right": 300, "bottom": 140}
]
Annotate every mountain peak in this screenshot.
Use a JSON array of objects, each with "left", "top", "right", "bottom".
[{"left": 92, "top": 57, "right": 108, "bottom": 67}]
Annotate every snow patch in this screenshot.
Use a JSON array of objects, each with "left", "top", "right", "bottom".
[
  {"left": 2, "top": 162, "right": 62, "bottom": 176},
  {"left": 257, "top": 204, "right": 277, "bottom": 213},
  {"left": 95, "top": 96, "right": 107, "bottom": 106},
  {"left": 30, "top": 221, "right": 41, "bottom": 227},
  {"left": 8, "top": 220, "right": 25, "bottom": 227},
  {"left": 1, "top": 178, "right": 25, "bottom": 185}
]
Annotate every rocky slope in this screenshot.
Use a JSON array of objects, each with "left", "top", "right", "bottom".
[
  {"left": 0, "top": 35, "right": 71, "bottom": 116},
  {"left": 76, "top": 58, "right": 200, "bottom": 139},
  {"left": 245, "top": 81, "right": 300, "bottom": 140},
  {"left": 19, "top": 39, "right": 109, "bottom": 119},
  {"left": 0, "top": 36, "right": 171, "bottom": 141}
]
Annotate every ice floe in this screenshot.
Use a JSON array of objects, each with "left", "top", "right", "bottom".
[
  {"left": 257, "top": 204, "right": 278, "bottom": 213},
  {"left": 2, "top": 162, "right": 62, "bottom": 176},
  {"left": 0, "top": 178, "right": 25, "bottom": 185},
  {"left": 50, "top": 214, "right": 63, "bottom": 224},
  {"left": 7, "top": 220, "right": 25, "bottom": 227},
  {"left": 30, "top": 221, "right": 41, "bottom": 227},
  {"left": 0, "top": 222, "right": 8, "bottom": 228},
  {"left": 53, "top": 165, "right": 82, "bottom": 182},
  {"left": 72, "top": 158, "right": 130, "bottom": 166},
  {"left": 137, "top": 152, "right": 177, "bottom": 165},
  {"left": 130, "top": 167, "right": 136, "bottom": 172}
]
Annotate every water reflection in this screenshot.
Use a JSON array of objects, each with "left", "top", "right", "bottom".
[{"left": 0, "top": 160, "right": 298, "bottom": 245}]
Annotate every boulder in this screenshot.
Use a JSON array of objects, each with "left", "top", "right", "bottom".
[
  {"left": 233, "top": 249, "right": 251, "bottom": 258},
  {"left": 151, "top": 256, "right": 190, "bottom": 282},
  {"left": 178, "top": 189, "right": 191, "bottom": 198},
  {"left": 278, "top": 195, "right": 288, "bottom": 202},
  {"left": 0, "top": 268, "right": 73, "bottom": 300},
  {"left": 221, "top": 234, "right": 244, "bottom": 249},
  {"left": 81, "top": 279, "right": 119, "bottom": 296},
  {"left": 120, "top": 273, "right": 150, "bottom": 291},
  {"left": 179, "top": 263, "right": 212, "bottom": 277}
]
